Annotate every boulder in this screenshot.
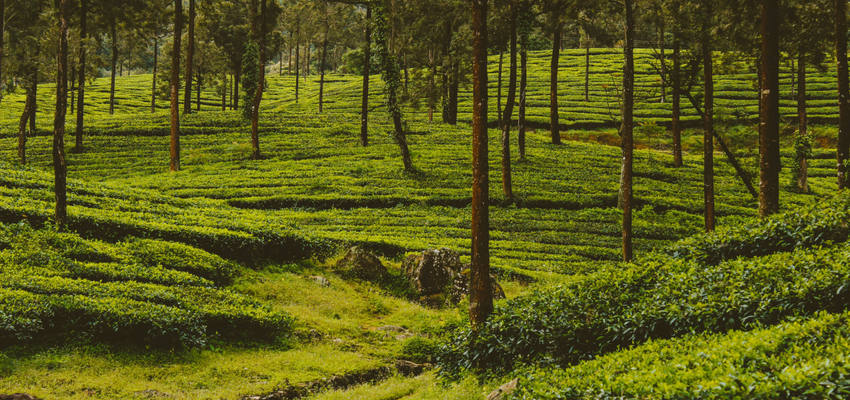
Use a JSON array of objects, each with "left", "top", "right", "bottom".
[
  {"left": 486, "top": 379, "right": 519, "bottom": 400},
  {"left": 402, "top": 248, "right": 463, "bottom": 296},
  {"left": 334, "top": 247, "right": 387, "bottom": 282},
  {"left": 449, "top": 267, "right": 506, "bottom": 304},
  {"left": 0, "top": 395, "right": 42, "bottom": 400}
]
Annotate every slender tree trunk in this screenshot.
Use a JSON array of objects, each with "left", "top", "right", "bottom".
[
  {"left": 288, "top": 31, "right": 293, "bottom": 74},
  {"left": 550, "top": 20, "right": 562, "bottom": 145},
  {"left": 448, "top": 61, "right": 459, "bottom": 124},
  {"left": 518, "top": 31, "right": 527, "bottom": 160},
  {"left": 29, "top": 68, "right": 36, "bottom": 134},
  {"left": 759, "top": 0, "right": 780, "bottom": 216},
  {"left": 279, "top": 51, "right": 283, "bottom": 76},
  {"left": 501, "top": 6, "right": 517, "bottom": 202},
  {"left": 319, "top": 18, "right": 328, "bottom": 113},
  {"left": 74, "top": 0, "right": 86, "bottom": 151},
  {"left": 377, "top": 5, "right": 412, "bottom": 171},
  {"left": 70, "top": 66, "right": 75, "bottom": 113},
  {"left": 250, "top": 0, "right": 266, "bottom": 160},
  {"left": 295, "top": 36, "right": 300, "bottom": 103},
  {"left": 230, "top": 73, "right": 234, "bottom": 109},
  {"left": 672, "top": 32, "right": 682, "bottom": 167},
  {"left": 109, "top": 16, "right": 117, "bottom": 115},
  {"left": 170, "top": 0, "right": 182, "bottom": 172},
  {"left": 234, "top": 67, "right": 240, "bottom": 110},
  {"left": 497, "top": 50, "right": 503, "bottom": 123},
  {"left": 703, "top": 1, "right": 716, "bottom": 231},
  {"left": 584, "top": 46, "right": 590, "bottom": 101},
  {"left": 184, "top": 0, "right": 195, "bottom": 115},
  {"left": 152, "top": 37, "right": 158, "bottom": 113},
  {"left": 196, "top": 68, "right": 201, "bottom": 112},
  {"left": 0, "top": 0, "right": 4, "bottom": 105},
  {"left": 306, "top": 44, "right": 311, "bottom": 76},
  {"left": 470, "top": 0, "right": 492, "bottom": 329},
  {"left": 360, "top": 6, "right": 371, "bottom": 146},
  {"left": 18, "top": 84, "right": 32, "bottom": 164},
  {"left": 55, "top": 0, "right": 69, "bottom": 229},
  {"left": 621, "top": 0, "right": 635, "bottom": 261},
  {"left": 797, "top": 51, "right": 809, "bottom": 193},
  {"left": 836, "top": 0, "right": 850, "bottom": 189}
]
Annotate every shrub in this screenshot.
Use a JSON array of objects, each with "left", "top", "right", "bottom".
[{"left": 123, "top": 238, "right": 237, "bottom": 285}]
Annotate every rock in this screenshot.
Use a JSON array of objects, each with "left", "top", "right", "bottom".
[
  {"left": 334, "top": 247, "right": 387, "bottom": 282},
  {"left": 449, "top": 268, "right": 506, "bottom": 304},
  {"left": 310, "top": 275, "right": 330, "bottom": 287},
  {"left": 395, "top": 360, "right": 431, "bottom": 377},
  {"left": 133, "top": 389, "right": 171, "bottom": 398},
  {"left": 486, "top": 379, "right": 519, "bottom": 400},
  {"left": 0, "top": 395, "right": 42, "bottom": 400},
  {"left": 377, "top": 325, "right": 407, "bottom": 333},
  {"left": 402, "top": 248, "right": 463, "bottom": 295}
]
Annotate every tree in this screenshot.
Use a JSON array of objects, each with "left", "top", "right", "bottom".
[
  {"left": 836, "top": 0, "right": 850, "bottom": 189},
  {"left": 360, "top": 5, "right": 371, "bottom": 146},
  {"left": 0, "top": 0, "right": 5, "bottom": 105},
  {"left": 374, "top": 1, "right": 413, "bottom": 171},
  {"left": 318, "top": 1, "right": 329, "bottom": 113},
  {"left": 170, "top": 0, "right": 182, "bottom": 172},
  {"left": 470, "top": 0, "right": 492, "bottom": 329},
  {"left": 249, "top": 0, "right": 268, "bottom": 160},
  {"left": 702, "top": 0, "right": 715, "bottom": 230},
  {"left": 73, "top": 0, "right": 87, "bottom": 151},
  {"left": 184, "top": 0, "right": 196, "bottom": 115},
  {"left": 242, "top": 41, "right": 259, "bottom": 118},
  {"left": 517, "top": 2, "right": 532, "bottom": 160},
  {"left": 55, "top": 0, "right": 70, "bottom": 229},
  {"left": 621, "top": 0, "right": 635, "bottom": 261},
  {"left": 499, "top": 0, "right": 517, "bottom": 202},
  {"left": 759, "top": 0, "right": 780, "bottom": 217},
  {"left": 547, "top": 2, "right": 564, "bottom": 145}
]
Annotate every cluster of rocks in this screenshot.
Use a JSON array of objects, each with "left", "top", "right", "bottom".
[{"left": 333, "top": 246, "right": 504, "bottom": 306}]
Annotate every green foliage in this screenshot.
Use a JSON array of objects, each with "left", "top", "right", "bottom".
[
  {"left": 241, "top": 41, "right": 260, "bottom": 119},
  {"left": 437, "top": 196, "right": 850, "bottom": 376},
  {"left": 401, "top": 337, "right": 439, "bottom": 364},
  {"left": 512, "top": 311, "right": 850, "bottom": 399},
  {"left": 123, "top": 238, "right": 237, "bottom": 285},
  {"left": 792, "top": 128, "right": 814, "bottom": 186}
]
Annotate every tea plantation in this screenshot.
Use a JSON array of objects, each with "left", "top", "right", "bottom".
[{"left": 0, "top": 49, "right": 847, "bottom": 399}]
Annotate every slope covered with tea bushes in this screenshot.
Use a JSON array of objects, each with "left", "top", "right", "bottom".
[{"left": 438, "top": 194, "right": 850, "bottom": 375}]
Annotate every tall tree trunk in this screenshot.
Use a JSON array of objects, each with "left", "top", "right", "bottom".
[
  {"left": 501, "top": 6, "right": 517, "bottom": 202},
  {"left": 288, "top": 31, "right": 293, "bottom": 74},
  {"left": 550, "top": 19, "right": 562, "bottom": 145},
  {"left": 295, "top": 36, "right": 300, "bottom": 103},
  {"left": 55, "top": 0, "right": 69, "bottom": 229},
  {"left": 497, "top": 50, "right": 503, "bottom": 123},
  {"left": 759, "top": 0, "right": 780, "bottom": 216},
  {"left": 152, "top": 37, "right": 158, "bottom": 113},
  {"left": 703, "top": 0, "right": 716, "bottom": 231},
  {"left": 70, "top": 63, "right": 75, "bottom": 113},
  {"left": 29, "top": 68, "right": 37, "bottom": 134},
  {"left": 250, "top": 0, "right": 266, "bottom": 160},
  {"left": 170, "top": 0, "right": 182, "bottom": 172},
  {"left": 0, "top": 0, "right": 4, "bottom": 105},
  {"left": 18, "top": 84, "right": 32, "bottom": 164},
  {"left": 74, "top": 0, "right": 86, "bottom": 152},
  {"left": 518, "top": 30, "right": 527, "bottom": 160},
  {"left": 429, "top": 49, "right": 437, "bottom": 122},
  {"left": 306, "top": 44, "right": 310, "bottom": 76},
  {"left": 109, "top": 16, "right": 117, "bottom": 115},
  {"left": 836, "top": 0, "right": 850, "bottom": 189},
  {"left": 672, "top": 32, "right": 682, "bottom": 167},
  {"left": 447, "top": 61, "right": 459, "bottom": 124},
  {"left": 196, "top": 68, "right": 201, "bottom": 112},
  {"left": 375, "top": 4, "right": 412, "bottom": 171},
  {"left": 470, "top": 0, "right": 492, "bottom": 330},
  {"left": 184, "top": 0, "right": 195, "bottom": 115},
  {"left": 279, "top": 51, "right": 283, "bottom": 76},
  {"left": 360, "top": 6, "right": 371, "bottom": 146},
  {"left": 319, "top": 17, "right": 328, "bottom": 113},
  {"left": 797, "top": 50, "right": 809, "bottom": 193},
  {"left": 234, "top": 68, "right": 240, "bottom": 110},
  {"left": 584, "top": 46, "right": 590, "bottom": 101},
  {"left": 621, "top": 0, "right": 635, "bottom": 261}
]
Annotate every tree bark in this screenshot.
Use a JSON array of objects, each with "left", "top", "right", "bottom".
[
  {"left": 109, "top": 16, "right": 117, "bottom": 115},
  {"left": 501, "top": 6, "right": 517, "bottom": 202},
  {"left": 375, "top": 4, "right": 412, "bottom": 171},
  {"left": 703, "top": 0, "right": 715, "bottom": 231},
  {"left": 184, "top": 0, "right": 195, "bottom": 115},
  {"left": 196, "top": 68, "right": 201, "bottom": 112},
  {"left": 550, "top": 19, "right": 562, "bottom": 145},
  {"left": 55, "top": 0, "right": 69, "bottom": 229},
  {"left": 759, "top": 0, "right": 780, "bottom": 217},
  {"left": 319, "top": 14, "right": 328, "bottom": 113},
  {"left": 448, "top": 61, "right": 459, "bottom": 124},
  {"left": 659, "top": 21, "right": 666, "bottom": 103},
  {"left": 672, "top": 32, "right": 682, "bottom": 167},
  {"left": 0, "top": 0, "right": 4, "bottom": 105},
  {"left": 250, "top": 0, "right": 266, "bottom": 160},
  {"left": 295, "top": 35, "right": 300, "bottom": 103},
  {"left": 234, "top": 67, "right": 240, "bottom": 110},
  {"left": 518, "top": 28, "right": 527, "bottom": 160},
  {"left": 797, "top": 51, "right": 809, "bottom": 193},
  {"left": 170, "top": 0, "right": 182, "bottom": 172},
  {"left": 29, "top": 68, "right": 37, "bottom": 134},
  {"left": 360, "top": 6, "right": 371, "bottom": 146},
  {"left": 74, "top": 0, "right": 86, "bottom": 151},
  {"left": 470, "top": 0, "right": 492, "bottom": 330},
  {"left": 836, "top": 0, "right": 850, "bottom": 189},
  {"left": 152, "top": 37, "right": 158, "bottom": 113},
  {"left": 18, "top": 83, "right": 33, "bottom": 164},
  {"left": 621, "top": 0, "right": 635, "bottom": 261},
  {"left": 288, "top": 31, "right": 293, "bottom": 74}
]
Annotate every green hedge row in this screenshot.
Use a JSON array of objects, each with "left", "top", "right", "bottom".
[
  {"left": 511, "top": 311, "right": 850, "bottom": 399},
  {"left": 437, "top": 195, "right": 850, "bottom": 376}
]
